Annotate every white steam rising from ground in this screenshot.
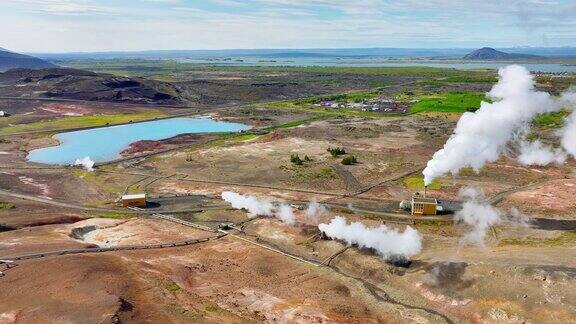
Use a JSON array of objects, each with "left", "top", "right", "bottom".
[
  {"left": 221, "top": 192, "right": 422, "bottom": 259},
  {"left": 455, "top": 188, "right": 502, "bottom": 246},
  {"left": 305, "top": 200, "right": 327, "bottom": 224},
  {"left": 318, "top": 216, "right": 422, "bottom": 259},
  {"left": 561, "top": 110, "right": 576, "bottom": 158},
  {"left": 517, "top": 140, "right": 567, "bottom": 166},
  {"left": 73, "top": 156, "right": 95, "bottom": 171},
  {"left": 455, "top": 187, "right": 531, "bottom": 247},
  {"left": 221, "top": 191, "right": 295, "bottom": 225},
  {"left": 423, "top": 65, "right": 576, "bottom": 185}
]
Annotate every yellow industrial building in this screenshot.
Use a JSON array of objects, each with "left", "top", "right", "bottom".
[
  {"left": 121, "top": 193, "right": 147, "bottom": 208},
  {"left": 411, "top": 196, "right": 438, "bottom": 216}
]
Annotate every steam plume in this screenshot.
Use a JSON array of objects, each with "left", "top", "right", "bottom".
[
  {"left": 221, "top": 191, "right": 294, "bottom": 225},
  {"left": 517, "top": 140, "right": 567, "bottom": 166},
  {"left": 561, "top": 110, "right": 576, "bottom": 158},
  {"left": 455, "top": 187, "right": 532, "bottom": 246},
  {"left": 276, "top": 203, "right": 296, "bottom": 225},
  {"left": 73, "top": 156, "right": 95, "bottom": 171},
  {"left": 221, "top": 191, "right": 274, "bottom": 216},
  {"left": 304, "top": 200, "right": 327, "bottom": 223},
  {"left": 318, "top": 216, "right": 422, "bottom": 259},
  {"left": 423, "top": 65, "right": 562, "bottom": 185},
  {"left": 455, "top": 188, "right": 501, "bottom": 246}
]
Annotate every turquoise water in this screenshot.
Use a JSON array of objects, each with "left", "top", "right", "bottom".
[{"left": 27, "top": 117, "right": 250, "bottom": 165}]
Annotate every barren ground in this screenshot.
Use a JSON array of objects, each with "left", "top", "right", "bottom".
[{"left": 1, "top": 67, "right": 575, "bottom": 323}]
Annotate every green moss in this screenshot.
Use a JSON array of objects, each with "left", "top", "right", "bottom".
[
  {"left": 458, "top": 166, "right": 488, "bottom": 177},
  {"left": 533, "top": 110, "right": 569, "bottom": 128},
  {"left": 165, "top": 281, "right": 182, "bottom": 292},
  {"left": 499, "top": 231, "right": 576, "bottom": 247},
  {"left": 403, "top": 177, "right": 441, "bottom": 190},
  {"left": 205, "top": 303, "right": 220, "bottom": 312},
  {"left": 96, "top": 213, "right": 136, "bottom": 220},
  {"left": 0, "top": 202, "right": 16, "bottom": 209},
  {"left": 315, "top": 167, "right": 337, "bottom": 179},
  {"left": 443, "top": 75, "right": 497, "bottom": 83}
]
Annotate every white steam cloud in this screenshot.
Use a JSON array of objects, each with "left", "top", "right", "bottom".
[
  {"left": 221, "top": 191, "right": 295, "bottom": 225},
  {"left": 561, "top": 110, "right": 576, "bottom": 158},
  {"left": 423, "top": 65, "right": 569, "bottom": 185},
  {"left": 455, "top": 187, "right": 532, "bottom": 247},
  {"left": 276, "top": 203, "right": 296, "bottom": 226},
  {"left": 455, "top": 188, "right": 502, "bottom": 246},
  {"left": 318, "top": 216, "right": 422, "bottom": 259},
  {"left": 517, "top": 140, "right": 567, "bottom": 166},
  {"left": 73, "top": 156, "right": 95, "bottom": 171},
  {"left": 304, "top": 200, "right": 327, "bottom": 224}
]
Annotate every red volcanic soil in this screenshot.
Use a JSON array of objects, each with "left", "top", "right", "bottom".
[
  {"left": 121, "top": 140, "right": 164, "bottom": 155},
  {"left": 505, "top": 179, "right": 576, "bottom": 214},
  {"left": 120, "top": 133, "right": 215, "bottom": 156},
  {"left": 0, "top": 254, "right": 174, "bottom": 323}
]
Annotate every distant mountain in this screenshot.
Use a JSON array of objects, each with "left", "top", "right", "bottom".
[
  {"left": 463, "top": 47, "right": 541, "bottom": 60},
  {"left": 33, "top": 47, "right": 575, "bottom": 61},
  {"left": 0, "top": 48, "right": 57, "bottom": 71}
]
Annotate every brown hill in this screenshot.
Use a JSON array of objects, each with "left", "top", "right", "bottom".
[{"left": 0, "top": 68, "right": 183, "bottom": 105}]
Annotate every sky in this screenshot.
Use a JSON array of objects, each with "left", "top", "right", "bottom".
[{"left": 1, "top": 0, "right": 575, "bottom": 53}]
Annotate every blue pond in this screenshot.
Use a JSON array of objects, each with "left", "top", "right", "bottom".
[{"left": 27, "top": 117, "right": 250, "bottom": 165}]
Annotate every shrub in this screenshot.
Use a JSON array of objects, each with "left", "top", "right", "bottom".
[
  {"left": 290, "top": 154, "right": 304, "bottom": 165},
  {"left": 327, "top": 147, "right": 346, "bottom": 157},
  {"left": 341, "top": 155, "right": 357, "bottom": 165}
]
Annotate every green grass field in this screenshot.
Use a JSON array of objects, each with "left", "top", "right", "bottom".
[
  {"left": 0, "top": 111, "right": 166, "bottom": 136},
  {"left": 533, "top": 110, "right": 570, "bottom": 128},
  {"left": 403, "top": 177, "right": 441, "bottom": 190},
  {"left": 409, "top": 92, "right": 486, "bottom": 113}
]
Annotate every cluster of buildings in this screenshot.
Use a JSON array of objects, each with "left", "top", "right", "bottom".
[{"left": 313, "top": 97, "right": 418, "bottom": 113}]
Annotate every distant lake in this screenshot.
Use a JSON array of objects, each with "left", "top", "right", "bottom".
[
  {"left": 27, "top": 117, "right": 250, "bottom": 165},
  {"left": 180, "top": 56, "right": 576, "bottom": 73}
]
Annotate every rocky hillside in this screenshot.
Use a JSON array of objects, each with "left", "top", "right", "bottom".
[
  {"left": 0, "top": 48, "right": 57, "bottom": 71},
  {"left": 0, "top": 68, "right": 184, "bottom": 105},
  {"left": 463, "top": 47, "right": 541, "bottom": 60}
]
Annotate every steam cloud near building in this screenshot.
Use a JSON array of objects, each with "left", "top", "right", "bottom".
[
  {"left": 221, "top": 191, "right": 295, "bottom": 225},
  {"left": 423, "top": 65, "right": 576, "bottom": 185},
  {"left": 318, "top": 216, "right": 422, "bottom": 259},
  {"left": 455, "top": 187, "right": 530, "bottom": 247}
]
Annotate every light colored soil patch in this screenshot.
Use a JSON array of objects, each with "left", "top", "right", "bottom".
[
  {"left": 18, "top": 175, "right": 51, "bottom": 199},
  {"left": 152, "top": 178, "right": 334, "bottom": 202},
  {"left": 39, "top": 103, "right": 96, "bottom": 116},
  {"left": 222, "top": 287, "right": 332, "bottom": 323},
  {"left": 505, "top": 179, "right": 576, "bottom": 215},
  {"left": 69, "top": 218, "right": 211, "bottom": 247}
]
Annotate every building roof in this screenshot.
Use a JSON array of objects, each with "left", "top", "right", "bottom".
[
  {"left": 412, "top": 197, "right": 437, "bottom": 204},
  {"left": 122, "top": 193, "right": 146, "bottom": 200}
]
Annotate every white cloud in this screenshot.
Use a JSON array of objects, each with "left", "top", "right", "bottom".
[
  {"left": 1, "top": 0, "right": 575, "bottom": 51},
  {"left": 10, "top": 0, "right": 114, "bottom": 15}
]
